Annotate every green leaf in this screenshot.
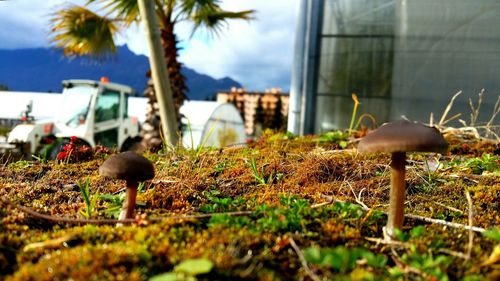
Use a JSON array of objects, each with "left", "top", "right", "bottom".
[
  {"left": 304, "top": 247, "right": 322, "bottom": 264},
  {"left": 410, "top": 225, "right": 425, "bottom": 238},
  {"left": 78, "top": 179, "right": 91, "bottom": 207},
  {"left": 393, "top": 228, "right": 409, "bottom": 242},
  {"left": 79, "top": 209, "right": 88, "bottom": 218},
  {"left": 483, "top": 228, "right": 500, "bottom": 242},
  {"left": 149, "top": 272, "right": 183, "bottom": 281},
  {"left": 361, "top": 251, "right": 387, "bottom": 268},
  {"left": 174, "top": 258, "right": 213, "bottom": 275},
  {"left": 339, "top": 140, "right": 348, "bottom": 149}
]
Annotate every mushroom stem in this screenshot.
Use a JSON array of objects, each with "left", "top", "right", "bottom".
[
  {"left": 387, "top": 151, "right": 406, "bottom": 238},
  {"left": 119, "top": 181, "right": 139, "bottom": 220}
]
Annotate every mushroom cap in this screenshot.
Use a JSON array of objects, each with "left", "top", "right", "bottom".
[
  {"left": 358, "top": 120, "right": 449, "bottom": 154},
  {"left": 99, "top": 151, "right": 155, "bottom": 183}
]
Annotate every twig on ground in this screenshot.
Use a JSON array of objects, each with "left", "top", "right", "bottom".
[
  {"left": 484, "top": 95, "right": 500, "bottom": 140},
  {"left": 364, "top": 237, "right": 411, "bottom": 248},
  {"left": 438, "top": 91, "right": 462, "bottom": 127},
  {"left": 23, "top": 234, "right": 77, "bottom": 252},
  {"left": 0, "top": 197, "right": 134, "bottom": 225},
  {"left": 365, "top": 236, "right": 471, "bottom": 260},
  {"left": 347, "top": 181, "right": 369, "bottom": 210},
  {"left": 0, "top": 197, "right": 252, "bottom": 225},
  {"left": 486, "top": 95, "right": 500, "bottom": 128},
  {"left": 415, "top": 195, "right": 464, "bottom": 214},
  {"left": 468, "top": 89, "right": 484, "bottom": 126},
  {"left": 402, "top": 214, "right": 484, "bottom": 233},
  {"left": 319, "top": 194, "right": 486, "bottom": 233},
  {"left": 438, "top": 248, "right": 468, "bottom": 260},
  {"left": 465, "top": 190, "right": 474, "bottom": 261},
  {"left": 311, "top": 199, "right": 333, "bottom": 209},
  {"left": 288, "top": 237, "right": 321, "bottom": 281}
]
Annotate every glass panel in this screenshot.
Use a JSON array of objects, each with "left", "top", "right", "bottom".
[
  {"left": 314, "top": 0, "right": 500, "bottom": 132},
  {"left": 94, "top": 128, "right": 118, "bottom": 148},
  {"left": 95, "top": 90, "right": 120, "bottom": 123},
  {"left": 322, "top": 0, "right": 395, "bottom": 36},
  {"left": 315, "top": 95, "right": 390, "bottom": 132},
  {"left": 57, "top": 85, "right": 96, "bottom": 127},
  {"left": 317, "top": 36, "right": 394, "bottom": 98},
  {"left": 391, "top": 0, "right": 500, "bottom": 123},
  {"left": 123, "top": 93, "right": 128, "bottom": 118},
  {"left": 316, "top": 0, "right": 395, "bottom": 130}
]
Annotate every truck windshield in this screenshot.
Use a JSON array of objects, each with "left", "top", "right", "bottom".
[{"left": 57, "top": 85, "right": 96, "bottom": 126}]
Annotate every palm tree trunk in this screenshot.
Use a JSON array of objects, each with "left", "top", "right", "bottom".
[{"left": 141, "top": 21, "right": 187, "bottom": 151}]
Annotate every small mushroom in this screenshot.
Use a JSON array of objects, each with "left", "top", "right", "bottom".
[
  {"left": 99, "top": 151, "right": 155, "bottom": 220},
  {"left": 358, "top": 120, "right": 448, "bottom": 239}
]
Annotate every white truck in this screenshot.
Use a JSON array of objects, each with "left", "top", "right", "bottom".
[
  {"left": 0, "top": 78, "right": 247, "bottom": 160},
  {"left": 0, "top": 79, "right": 142, "bottom": 159}
]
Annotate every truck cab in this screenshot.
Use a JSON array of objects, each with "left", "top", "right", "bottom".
[
  {"left": 5, "top": 78, "right": 141, "bottom": 158},
  {"left": 55, "top": 79, "right": 139, "bottom": 148}
]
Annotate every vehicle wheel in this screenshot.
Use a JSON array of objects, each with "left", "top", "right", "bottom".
[{"left": 46, "top": 139, "right": 69, "bottom": 160}]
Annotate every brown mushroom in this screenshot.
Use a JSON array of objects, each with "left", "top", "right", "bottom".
[
  {"left": 99, "top": 151, "right": 155, "bottom": 220},
  {"left": 358, "top": 120, "right": 448, "bottom": 239}
]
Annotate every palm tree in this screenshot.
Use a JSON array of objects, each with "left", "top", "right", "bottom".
[{"left": 51, "top": 0, "right": 253, "bottom": 150}]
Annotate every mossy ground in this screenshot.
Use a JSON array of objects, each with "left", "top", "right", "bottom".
[{"left": 0, "top": 131, "right": 499, "bottom": 280}]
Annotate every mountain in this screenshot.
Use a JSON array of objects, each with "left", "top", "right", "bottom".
[{"left": 0, "top": 46, "right": 241, "bottom": 100}]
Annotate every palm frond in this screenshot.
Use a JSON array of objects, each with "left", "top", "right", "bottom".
[
  {"left": 190, "top": 8, "right": 255, "bottom": 37},
  {"left": 87, "top": 0, "right": 140, "bottom": 25},
  {"left": 50, "top": 5, "right": 118, "bottom": 59},
  {"left": 180, "top": 0, "right": 220, "bottom": 16}
]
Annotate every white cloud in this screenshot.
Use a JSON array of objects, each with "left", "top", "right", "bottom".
[
  {"left": 176, "top": 0, "right": 300, "bottom": 90},
  {"left": 0, "top": 0, "right": 85, "bottom": 48},
  {"left": 0, "top": 0, "right": 300, "bottom": 91}
]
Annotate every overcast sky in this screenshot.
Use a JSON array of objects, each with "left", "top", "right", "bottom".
[{"left": 0, "top": 0, "right": 300, "bottom": 91}]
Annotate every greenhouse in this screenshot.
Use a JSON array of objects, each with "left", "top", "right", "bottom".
[{"left": 289, "top": 0, "right": 500, "bottom": 134}]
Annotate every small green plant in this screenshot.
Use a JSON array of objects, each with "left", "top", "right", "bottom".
[
  {"left": 99, "top": 182, "right": 145, "bottom": 218},
  {"left": 304, "top": 246, "right": 387, "bottom": 273},
  {"left": 348, "top": 93, "right": 360, "bottom": 136},
  {"left": 31, "top": 154, "right": 47, "bottom": 164},
  {"left": 207, "top": 214, "right": 251, "bottom": 228},
  {"left": 314, "top": 130, "right": 348, "bottom": 148},
  {"left": 213, "top": 162, "right": 229, "bottom": 174},
  {"left": 150, "top": 258, "right": 213, "bottom": 281},
  {"left": 268, "top": 131, "right": 296, "bottom": 142},
  {"left": 397, "top": 250, "right": 453, "bottom": 280},
  {"left": 7, "top": 160, "right": 32, "bottom": 169},
  {"left": 464, "top": 154, "right": 499, "bottom": 175},
  {"left": 483, "top": 227, "right": 500, "bottom": 241},
  {"left": 393, "top": 228, "right": 410, "bottom": 242},
  {"left": 248, "top": 158, "right": 273, "bottom": 185},
  {"left": 185, "top": 118, "right": 216, "bottom": 156},
  {"left": 200, "top": 190, "right": 246, "bottom": 213},
  {"left": 410, "top": 225, "right": 426, "bottom": 239},
  {"left": 328, "top": 201, "right": 365, "bottom": 220},
  {"left": 98, "top": 193, "right": 125, "bottom": 218},
  {"left": 255, "top": 196, "right": 312, "bottom": 232},
  {"left": 77, "top": 179, "right": 99, "bottom": 219}
]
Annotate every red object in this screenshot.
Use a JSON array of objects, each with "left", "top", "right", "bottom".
[
  {"left": 100, "top": 77, "right": 109, "bottom": 83},
  {"left": 43, "top": 123, "right": 54, "bottom": 134}
]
